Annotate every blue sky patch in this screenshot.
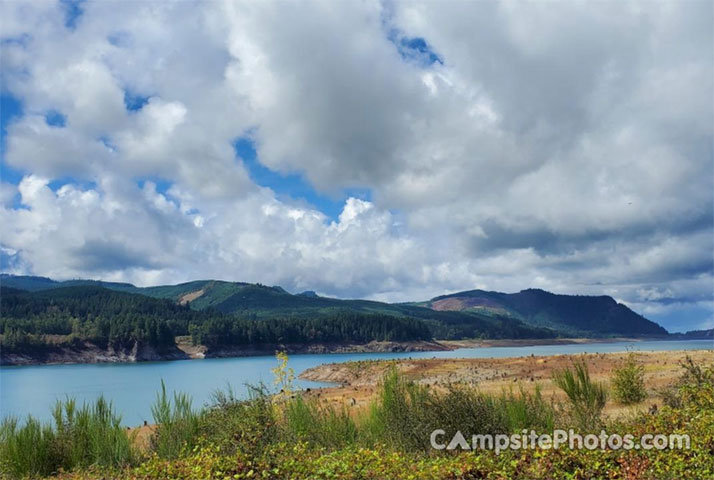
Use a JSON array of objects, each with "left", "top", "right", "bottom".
[
  {"left": 1, "top": 93, "right": 24, "bottom": 185},
  {"left": 1, "top": 164, "right": 25, "bottom": 188},
  {"left": 60, "top": 0, "right": 85, "bottom": 30},
  {"left": 649, "top": 304, "right": 714, "bottom": 333},
  {"left": 398, "top": 36, "right": 443, "bottom": 66},
  {"left": 45, "top": 110, "right": 67, "bottom": 127},
  {"left": 234, "top": 136, "right": 371, "bottom": 221},
  {"left": 124, "top": 90, "right": 150, "bottom": 112},
  {"left": 137, "top": 177, "right": 173, "bottom": 196},
  {"left": 387, "top": 29, "right": 443, "bottom": 67}
]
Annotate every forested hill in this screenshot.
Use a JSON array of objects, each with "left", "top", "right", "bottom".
[
  {"left": 0, "top": 275, "right": 668, "bottom": 343},
  {"left": 424, "top": 288, "right": 667, "bottom": 336},
  {"left": 0, "top": 275, "right": 558, "bottom": 343},
  {"left": 0, "top": 286, "right": 442, "bottom": 358}
]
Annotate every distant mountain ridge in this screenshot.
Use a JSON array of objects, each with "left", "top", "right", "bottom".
[
  {"left": 0, "top": 274, "right": 668, "bottom": 337},
  {"left": 422, "top": 288, "right": 667, "bottom": 337}
]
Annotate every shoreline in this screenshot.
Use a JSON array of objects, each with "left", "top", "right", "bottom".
[
  {"left": 0, "top": 335, "right": 707, "bottom": 367},
  {"left": 298, "top": 348, "right": 714, "bottom": 419},
  {"left": 0, "top": 339, "right": 452, "bottom": 367}
]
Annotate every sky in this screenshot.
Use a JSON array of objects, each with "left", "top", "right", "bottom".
[{"left": 1, "top": 0, "right": 712, "bottom": 333}]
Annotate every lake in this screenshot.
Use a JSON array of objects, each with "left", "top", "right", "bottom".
[{"left": 1, "top": 339, "right": 711, "bottom": 425}]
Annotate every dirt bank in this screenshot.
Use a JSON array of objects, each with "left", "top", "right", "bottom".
[
  {"left": 0, "top": 342, "right": 190, "bottom": 366},
  {"left": 0, "top": 339, "right": 453, "bottom": 366}
]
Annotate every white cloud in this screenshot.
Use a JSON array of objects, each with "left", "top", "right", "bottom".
[{"left": 0, "top": 0, "right": 711, "bottom": 331}]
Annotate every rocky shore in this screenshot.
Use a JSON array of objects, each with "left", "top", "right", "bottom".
[{"left": 0, "top": 339, "right": 453, "bottom": 366}]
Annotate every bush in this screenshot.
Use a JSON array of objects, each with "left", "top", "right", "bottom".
[
  {"left": 499, "top": 384, "right": 556, "bottom": 432},
  {"left": 52, "top": 396, "right": 136, "bottom": 469},
  {"left": 197, "top": 383, "right": 278, "bottom": 456},
  {"left": 358, "top": 367, "right": 432, "bottom": 451},
  {"left": 0, "top": 397, "right": 135, "bottom": 479},
  {"left": 552, "top": 358, "right": 607, "bottom": 430},
  {"left": 358, "top": 368, "right": 557, "bottom": 451},
  {"left": 0, "top": 416, "right": 56, "bottom": 478},
  {"left": 150, "top": 381, "right": 199, "bottom": 459},
  {"left": 612, "top": 352, "right": 646, "bottom": 405},
  {"left": 661, "top": 355, "right": 714, "bottom": 410},
  {"left": 283, "top": 396, "right": 357, "bottom": 448}
]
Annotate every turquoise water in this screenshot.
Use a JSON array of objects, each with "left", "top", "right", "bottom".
[{"left": 1, "top": 339, "right": 711, "bottom": 426}]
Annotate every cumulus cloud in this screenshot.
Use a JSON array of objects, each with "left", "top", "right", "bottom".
[{"left": 1, "top": 0, "right": 711, "bottom": 332}]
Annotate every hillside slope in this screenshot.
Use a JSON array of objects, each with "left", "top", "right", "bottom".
[
  {"left": 1, "top": 275, "right": 667, "bottom": 338},
  {"left": 0, "top": 275, "right": 556, "bottom": 340},
  {"left": 426, "top": 288, "right": 667, "bottom": 336}
]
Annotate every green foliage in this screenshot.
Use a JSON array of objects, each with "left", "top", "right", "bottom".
[
  {"left": 0, "top": 416, "right": 56, "bottom": 478},
  {"left": 190, "top": 311, "right": 434, "bottom": 347},
  {"left": 197, "top": 384, "right": 279, "bottom": 456},
  {"left": 612, "top": 352, "right": 646, "bottom": 404},
  {"left": 0, "top": 278, "right": 560, "bottom": 356},
  {"left": 283, "top": 396, "right": 357, "bottom": 448},
  {"left": 552, "top": 358, "right": 607, "bottom": 430},
  {"left": 660, "top": 355, "right": 714, "bottom": 410},
  {"left": 0, "top": 397, "right": 135, "bottom": 479},
  {"left": 51, "top": 397, "right": 135, "bottom": 470},
  {"left": 0, "top": 286, "right": 202, "bottom": 352},
  {"left": 358, "top": 368, "right": 557, "bottom": 452},
  {"left": 358, "top": 367, "right": 433, "bottom": 450},
  {"left": 150, "top": 381, "right": 199, "bottom": 459},
  {"left": 5, "top": 357, "right": 714, "bottom": 479},
  {"left": 498, "top": 384, "right": 555, "bottom": 432},
  {"left": 271, "top": 351, "right": 296, "bottom": 397}
]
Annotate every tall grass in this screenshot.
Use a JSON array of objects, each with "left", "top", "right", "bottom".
[
  {"left": 499, "top": 384, "right": 555, "bottom": 432},
  {"left": 0, "top": 397, "right": 135, "bottom": 479},
  {"left": 150, "top": 380, "right": 199, "bottom": 459},
  {"left": 283, "top": 395, "right": 357, "bottom": 447},
  {"left": 357, "top": 367, "right": 557, "bottom": 451},
  {"left": 358, "top": 367, "right": 432, "bottom": 450},
  {"left": 52, "top": 396, "right": 135, "bottom": 469},
  {"left": 553, "top": 358, "right": 607, "bottom": 430},
  {"left": 0, "top": 416, "right": 55, "bottom": 478}
]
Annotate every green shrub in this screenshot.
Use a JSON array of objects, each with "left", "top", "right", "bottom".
[
  {"left": 661, "top": 355, "right": 714, "bottom": 410},
  {"left": 552, "top": 358, "right": 607, "bottom": 430},
  {"left": 0, "top": 397, "right": 135, "bottom": 479},
  {"left": 283, "top": 395, "right": 357, "bottom": 448},
  {"left": 499, "top": 384, "right": 556, "bottom": 432},
  {"left": 612, "top": 352, "right": 646, "bottom": 405},
  {"left": 358, "top": 367, "right": 432, "bottom": 451},
  {"left": 0, "top": 416, "right": 56, "bottom": 478},
  {"left": 150, "top": 381, "right": 199, "bottom": 459},
  {"left": 198, "top": 383, "right": 278, "bottom": 456},
  {"left": 358, "top": 368, "right": 557, "bottom": 452},
  {"left": 52, "top": 396, "right": 135, "bottom": 470}
]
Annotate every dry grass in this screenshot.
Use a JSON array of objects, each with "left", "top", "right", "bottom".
[{"left": 300, "top": 349, "right": 713, "bottom": 419}]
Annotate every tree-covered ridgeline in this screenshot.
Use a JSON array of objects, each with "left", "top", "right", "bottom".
[
  {"left": 0, "top": 286, "right": 199, "bottom": 350},
  {"left": 189, "top": 312, "right": 433, "bottom": 347},
  {"left": 0, "top": 286, "right": 434, "bottom": 353}
]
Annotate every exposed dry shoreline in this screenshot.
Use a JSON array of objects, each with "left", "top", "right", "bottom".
[
  {"left": 127, "top": 347, "right": 713, "bottom": 439},
  {"left": 0, "top": 335, "right": 694, "bottom": 366},
  {"left": 0, "top": 339, "right": 452, "bottom": 366},
  {"left": 299, "top": 348, "right": 714, "bottom": 418}
]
